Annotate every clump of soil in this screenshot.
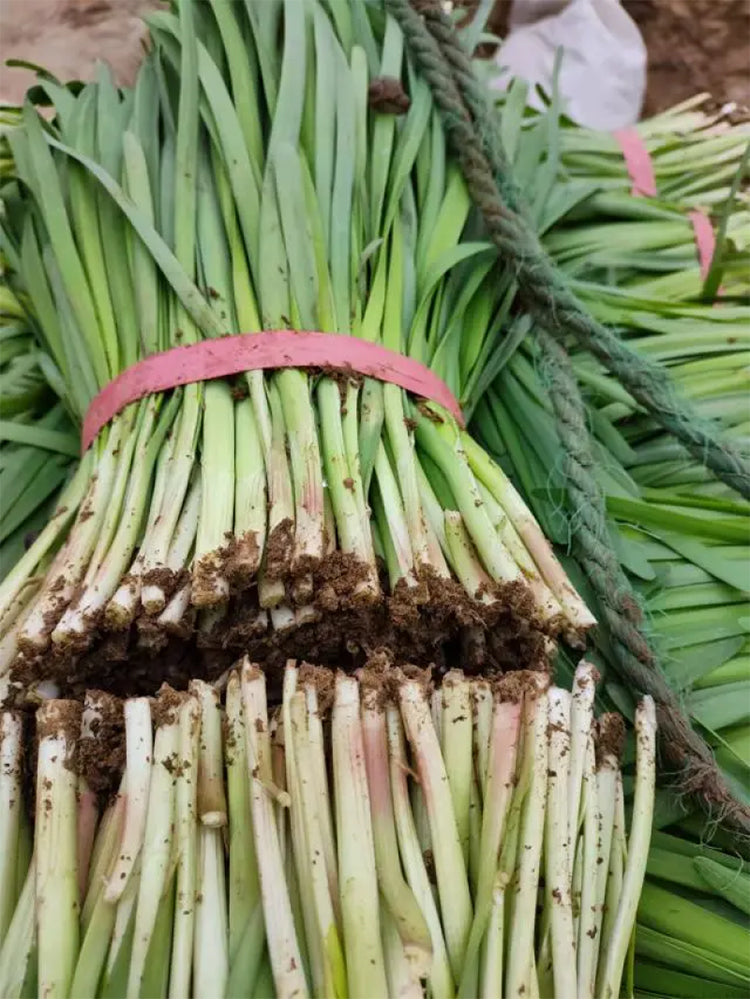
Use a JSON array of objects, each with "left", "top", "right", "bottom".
[
  {"left": 7, "top": 568, "right": 554, "bottom": 705},
  {"left": 596, "top": 711, "right": 627, "bottom": 766},
  {"left": 78, "top": 690, "right": 124, "bottom": 795},
  {"left": 6, "top": 540, "right": 569, "bottom": 706}
]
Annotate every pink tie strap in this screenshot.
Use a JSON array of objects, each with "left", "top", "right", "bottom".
[
  {"left": 81, "top": 332, "right": 463, "bottom": 452},
  {"left": 613, "top": 128, "right": 657, "bottom": 198},
  {"left": 614, "top": 132, "right": 720, "bottom": 295},
  {"left": 688, "top": 209, "right": 717, "bottom": 282}
]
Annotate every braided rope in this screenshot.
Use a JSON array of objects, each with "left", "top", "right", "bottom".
[
  {"left": 412, "top": 0, "right": 523, "bottom": 212},
  {"left": 538, "top": 330, "right": 750, "bottom": 834},
  {"left": 389, "top": 0, "right": 750, "bottom": 836},
  {"left": 388, "top": 0, "right": 750, "bottom": 499}
]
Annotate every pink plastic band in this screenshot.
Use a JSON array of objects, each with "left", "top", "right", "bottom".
[
  {"left": 688, "top": 209, "right": 716, "bottom": 281},
  {"left": 81, "top": 331, "right": 463, "bottom": 452},
  {"left": 613, "top": 128, "right": 657, "bottom": 198}
]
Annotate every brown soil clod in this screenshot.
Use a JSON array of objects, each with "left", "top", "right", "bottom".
[
  {"left": 264, "top": 518, "right": 294, "bottom": 582},
  {"left": 192, "top": 546, "right": 233, "bottom": 608},
  {"left": 368, "top": 75, "right": 411, "bottom": 115},
  {"left": 142, "top": 566, "right": 180, "bottom": 603},
  {"left": 596, "top": 712, "right": 627, "bottom": 766},
  {"left": 298, "top": 662, "right": 337, "bottom": 715},
  {"left": 7, "top": 575, "right": 553, "bottom": 703},
  {"left": 36, "top": 698, "right": 82, "bottom": 745},
  {"left": 78, "top": 689, "right": 124, "bottom": 795},
  {"left": 6, "top": 545, "right": 558, "bottom": 706}
]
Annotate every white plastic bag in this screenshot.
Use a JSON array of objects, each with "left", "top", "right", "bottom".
[{"left": 492, "top": 0, "right": 647, "bottom": 129}]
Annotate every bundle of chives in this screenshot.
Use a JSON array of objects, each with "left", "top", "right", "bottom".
[
  {"left": 483, "top": 72, "right": 749, "bottom": 308},
  {"left": 0, "top": 277, "right": 77, "bottom": 583},
  {"left": 0, "top": 658, "right": 655, "bottom": 999},
  {"left": 545, "top": 205, "right": 750, "bottom": 302},
  {"left": 468, "top": 80, "right": 750, "bottom": 997},
  {"left": 475, "top": 244, "right": 749, "bottom": 789},
  {"left": 556, "top": 92, "right": 750, "bottom": 209},
  {"left": 482, "top": 268, "right": 750, "bottom": 997},
  {"left": 636, "top": 829, "right": 750, "bottom": 998},
  {"left": 0, "top": 0, "right": 594, "bottom": 698},
  {"left": 473, "top": 99, "right": 749, "bottom": 757}
]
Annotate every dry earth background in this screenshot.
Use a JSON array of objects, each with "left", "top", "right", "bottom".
[
  {"left": 0, "top": 0, "right": 749, "bottom": 117},
  {"left": 0, "top": 0, "right": 158, "bottom": 104}
]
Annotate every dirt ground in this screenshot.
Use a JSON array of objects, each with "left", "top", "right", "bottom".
[
  {"left": 0, "top": 0, "right": 157, "bottom": 104},
  {"left": 622, "top": 0, "right": 749, "bottom": 114},
  {"left": 0, "top": 0, "right": 749, "bottom": 114}
]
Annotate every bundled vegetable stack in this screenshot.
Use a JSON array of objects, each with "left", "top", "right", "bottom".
[
  {"left": 472, "top": 81, "right": 750, "bottom": 999},
  {"left": 0, "top": 0, "right": 596, "bottom": 702},
  {"left": 474, "top": 87, "right": 750, "bottom": 806},
  {"left": 15, "top": 1, "right": 750, "bottom": 997},
  {"left": 0, "top": 277, "right": 77, "bottom": 582},
  {"left": 0, "top": 659, "right": 656, "bottom": 999}
]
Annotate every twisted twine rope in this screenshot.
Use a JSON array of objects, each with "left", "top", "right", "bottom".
[
  {"left": 387, "top": 0, "right": 750, "bottom": 838},
  {"left": 390, "top": 0, "right": 750, "bottom": 499}
]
